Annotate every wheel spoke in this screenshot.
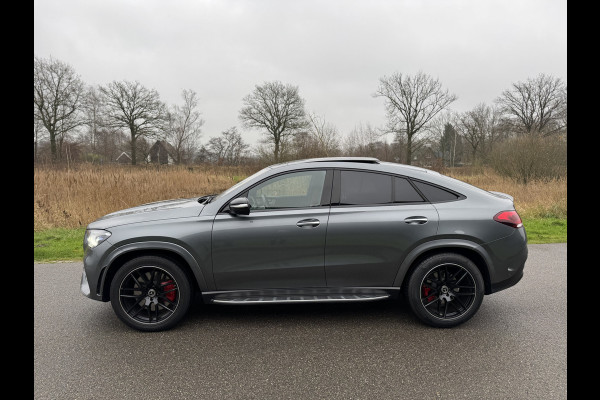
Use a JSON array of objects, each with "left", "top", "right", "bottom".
[
  {"left": 443, "top": 301, "right": 449, "bottom": 318},
  {"left": 455, "top": 271, "right": 469, "bottom": 285},
  {"left": 162, "top": 287, "right": 178, "bottom": 295},
  {"left": 157, "top": 297, "right": 177, "bottom": 310},
  {"left": 130, "top": 304, "right": 145, "bottom": 318},
  {"left": 454, "top": 292, "right": 475, "bottom": 296},
  {"left": 423, "top": 296, "right": 439, "bottom": 307},
  {"left": 420, "top": 289, "right": 438, "bottom": 301},
  {"left": 120, "top": 294, "right": 145, "bottom": 300},
  {"left": 158, "top": 303, "right": 174, "bottom": 314},
  {"left": 453, "top": 295, "right": 468, "bottom": 310}
]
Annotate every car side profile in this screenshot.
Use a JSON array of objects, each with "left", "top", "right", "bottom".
[{"left": 81, "top": 157, "right": 527, "bottom": 331}]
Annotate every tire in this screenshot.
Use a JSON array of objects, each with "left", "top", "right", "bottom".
[
  {"left": 110, "top": 256, "right": 192, "bottom": 332},
  {"left": 405, "top": 253, "right": 484, "bottom": 328}
]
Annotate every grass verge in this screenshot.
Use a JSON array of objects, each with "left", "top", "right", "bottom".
[
  {"left": 34, "top": 227, "right": 86, "bottom": 263},
  {"left": 522, "top": 218, "right": 567, "bottom": 244},
  {"left": 33, "top": 218, "right": 566, "bottom": 263}
]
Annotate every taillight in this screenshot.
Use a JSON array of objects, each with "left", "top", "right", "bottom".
[{"left": 493, "top": 210, "right": 523, "bottom": 228}]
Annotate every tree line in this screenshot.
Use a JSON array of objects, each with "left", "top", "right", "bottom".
[{"left": 34, "top": 55, "right": 566, "bottom": 181}]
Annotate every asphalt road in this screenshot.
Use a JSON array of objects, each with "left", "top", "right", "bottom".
[{"left": 34, "top": 243, "right": 567, "bottom": 399}]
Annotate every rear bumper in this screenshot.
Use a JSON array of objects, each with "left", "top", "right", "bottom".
[
  {"left": 483, "top": 227, "right": 528, "bottom": 294},
  {"left": 489, "top": 263, "right": 524, "bottom": 293}
]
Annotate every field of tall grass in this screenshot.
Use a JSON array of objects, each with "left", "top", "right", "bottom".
[{"left": 33, "top": 163, "right": 566, "bottom": 232}]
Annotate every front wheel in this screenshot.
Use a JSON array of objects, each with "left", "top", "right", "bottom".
[
  {"left": 110, "top": 256, "right": 192, "bottom": 332},
  {"left": 406, "top": 253, "right": 484, "bottom": 328}
]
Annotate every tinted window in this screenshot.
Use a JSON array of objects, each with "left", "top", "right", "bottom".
[
  {"left": 394, "top": 177, "right": 424, "bottom": 202},
  {"left": 340, "top": 171, "right": 392, "bottom": 205},
  {"left": 247, "top": 170, "right": 326, "bottom": 209},
  {"left": 412, "top": 180, "right": 460, "bottom": 202}
]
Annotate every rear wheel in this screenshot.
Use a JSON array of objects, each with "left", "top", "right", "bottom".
[
  {"left": 110, "top": 256, "right": 192, "bottom": 332},
  {"left": 406, "top": 253, "right": 484, "bottom": 328}
]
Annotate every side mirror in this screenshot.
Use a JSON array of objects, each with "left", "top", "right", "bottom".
[{"left": 229, "top": 197, "right": 250, "bottom": 215}]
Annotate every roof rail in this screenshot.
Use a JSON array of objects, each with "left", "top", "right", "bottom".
[{"left": 291, "top": 157, "right": 381, "bottom": 164}]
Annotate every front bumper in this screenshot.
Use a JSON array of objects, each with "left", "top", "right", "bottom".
[
  {"left": 81, "top": 239, "right": 112, "bottom": 302},
  {"left": 80, "top": 268, "right": 91, "bottom": 297}
]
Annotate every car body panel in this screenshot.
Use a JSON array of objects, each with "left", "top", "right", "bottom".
[
  {"left": 87, "top": 198, "right": 204, "bottom": 229},
  {"left": 211, "top": 208, "right": 331, "bottom": 290},
  {"left": 324, "top": 204, "right": 439, "bottom": 286}
]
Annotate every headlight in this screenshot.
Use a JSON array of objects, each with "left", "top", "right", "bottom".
[{"left": 84, "top": 229, "right": 112, "bottom": 249}]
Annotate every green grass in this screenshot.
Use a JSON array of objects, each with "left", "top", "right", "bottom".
[
  {"left": 34, "top": 227, "right": 86, "bottom": 263},
  {"left": 33, "top": 218, "right": 566, "bottom": 263},
  {"left": 522, "top": 218, "right": 567, "bottom": 244}
]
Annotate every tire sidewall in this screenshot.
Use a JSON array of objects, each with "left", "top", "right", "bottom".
[
  {"left": 406, "top": 253, "right": 485, "bottom": 328},
  {"left": 110, "top": 256, "right": 192, "bottom": 332}
]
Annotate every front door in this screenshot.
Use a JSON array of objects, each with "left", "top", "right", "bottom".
[{"left": 212, "top": 169, "right": 332, "bottom": 290}]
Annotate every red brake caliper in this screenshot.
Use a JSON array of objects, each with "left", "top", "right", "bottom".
[
  {"left": 422, "top": 286, "right": 435, "bottom": 302},
  {"left": 161, "top": 280, "right": 177, "bottom": 302}
]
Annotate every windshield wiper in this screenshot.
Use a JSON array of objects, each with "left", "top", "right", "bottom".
[{"left": 197, "top": 194, "right": 217, "bottom": 204}]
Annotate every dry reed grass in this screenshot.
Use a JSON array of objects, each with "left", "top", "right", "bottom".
[
  {"left": 443, "top": 166, "right": 567, "bottom": 220},
  {"left": 34, "top": 164, "right": 255, "bottom": 231},
  {"left": 34, "top": 163, "right": 566, "bottom": 231}
]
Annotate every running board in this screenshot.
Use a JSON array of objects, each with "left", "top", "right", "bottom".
[{"left": 211, "top": 293, "right": 390, "bottom": 304}]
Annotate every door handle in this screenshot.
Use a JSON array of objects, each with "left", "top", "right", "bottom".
[
  {"left": 404, "top": 216, "right": 428, "bottom": 224},
  {"left": 296, "top": 218, "right": 320, "bottom": 228}
]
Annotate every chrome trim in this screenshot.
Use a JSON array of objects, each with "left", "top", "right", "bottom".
[{"left": 212, "top": 294, "right": 390, "bottom": 304}]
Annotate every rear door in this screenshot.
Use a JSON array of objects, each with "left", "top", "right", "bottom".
[{"left": 324, "top": 169, "right": 439, "bottom": 287}]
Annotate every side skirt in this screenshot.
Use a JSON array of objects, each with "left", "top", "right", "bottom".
[{"left": 201, "top": 287, "right": 400, "bottom": 304}]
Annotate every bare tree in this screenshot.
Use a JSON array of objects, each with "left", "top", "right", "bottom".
[
  {"left": 455, "top": 103, "right": 502, "bottom": 163},
  {"left": 34, "top": 56, "right": 85, "bottom": 161},
  {"left": 100, "top": 80, "right": 165, "bottom": 164},
  {"left": 343, "top": 122, "right": 389, "bottom": 158},
  {"left": 496, "top": 73, "right": 567, "bottom": 136},
  {"left": 82, "top": 85, "right": 104, "bottom": 153},
  {"left": 163, "top": 89, "right": 204, "bottom": 164},
  {"left": 374, "top": 71, "right": 457, "bottom": 164},
  {"left": 306, "top": 113, "right": 341, "bottom": 157},
  {"left": 206, "top": 127, "right": 249, "bottom": 165},
  {"left": 239, "top": 81, "right": 308, "bottom": 162}
]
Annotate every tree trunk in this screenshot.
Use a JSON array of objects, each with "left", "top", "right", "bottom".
[
  {"left": 406, "top": 133, "right": 413, "bottom": 165},
  {"left": 49, "top": 133, "right": 57, "bottom": 162},
  {"left": 274, "top": 139, "right": 280, "bottom": 163},
  {"left": 130, "top": 133, "right": 137, "bottom": 165}
]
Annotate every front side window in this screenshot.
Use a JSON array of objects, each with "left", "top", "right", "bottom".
[{"left": 247, "top": 170, "right": 326, "bottom": 210}]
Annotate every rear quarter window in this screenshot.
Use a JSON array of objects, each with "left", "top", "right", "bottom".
[{"left": 412, "top": 180, "right": 460, "bottom": 202}]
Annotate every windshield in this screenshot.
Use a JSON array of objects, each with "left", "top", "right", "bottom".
[{"left": 212, "top": 167, "right": 272, "bottom": 201}]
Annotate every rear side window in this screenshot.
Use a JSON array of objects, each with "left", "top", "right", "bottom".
[
  {"left": 394, "top": 177, "right": 424, "bottom": 202},
  {"left": 340, "top": 171, "right": 392, "bottom": 205},
  {"left": 412, "top": 180, "right": 460, "bottom": 202}
]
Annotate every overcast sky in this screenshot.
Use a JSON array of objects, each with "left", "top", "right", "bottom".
[{"left": 34, "top": 0, "right": 566, "bottom": 146}]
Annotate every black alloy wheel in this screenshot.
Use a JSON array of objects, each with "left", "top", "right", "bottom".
[
  {"left": 406, "top": 253, "right": 484, "bottom": 328},
  {"left": 110, "top": 256, "right": 192, "bottom": 332}
]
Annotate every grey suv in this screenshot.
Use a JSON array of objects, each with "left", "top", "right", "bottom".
[{"left": 81, "top": 157, "right": 527, "bottom": 331}]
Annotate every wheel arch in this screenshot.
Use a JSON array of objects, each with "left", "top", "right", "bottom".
[
  {"left": 394, "top": 240, "right": 493, "bottom": 295},
  {"left": 99, "top": 241, "right": 209, "bottom": 301}
]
